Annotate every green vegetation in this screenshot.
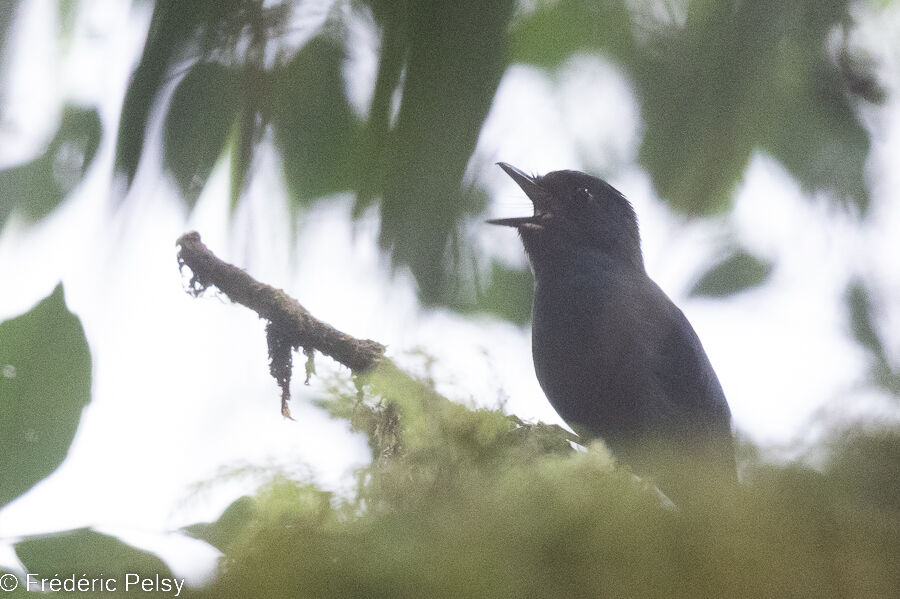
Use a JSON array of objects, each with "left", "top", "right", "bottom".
[
  {"left": 186, "top": 370, "right": 899, "bottom": 598},
  {"left": 1, "top": 1, "right": 898, "bottom": 595}
]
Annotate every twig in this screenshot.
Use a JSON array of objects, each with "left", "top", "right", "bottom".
[
  {"left": 176, "top": 231, "right": 386, "bottom": 372},
  {"left": 176, "top": 231, "right": 387, "bottom": 417},
  {"left": 175, "top": 231, "right": 575, "bottom": 458}
]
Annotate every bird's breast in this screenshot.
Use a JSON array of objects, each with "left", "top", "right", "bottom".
[{"left": 531, "top": 272, "right": 646, "bottom": 438}]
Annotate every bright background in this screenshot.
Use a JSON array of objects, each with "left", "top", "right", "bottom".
[{"left": 1, "top": 0, "right": 899, "bottom": 580}]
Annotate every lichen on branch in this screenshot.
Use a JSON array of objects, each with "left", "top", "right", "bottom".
[{"left": 176, "top": 231, "right": 387, "bottom": 417}]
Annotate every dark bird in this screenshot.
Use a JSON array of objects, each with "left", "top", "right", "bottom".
[{"left": 489, "top": 163, "right": 736, "bottom": 498}]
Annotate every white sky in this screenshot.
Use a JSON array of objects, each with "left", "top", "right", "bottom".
[{"left": 1, "top": 0, "right": 899, "bottom": 581}]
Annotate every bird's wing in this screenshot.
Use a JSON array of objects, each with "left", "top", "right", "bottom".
[
  {"left": 643, "top": 287, "right": 732, "bottom": 437},
  {"left": 581, "top": 269, "right": 736, "bottom": 487}
]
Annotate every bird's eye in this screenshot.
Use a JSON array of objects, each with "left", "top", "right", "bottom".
[{"left": 574, "top": 187, "right": 593, "bottom": 204}]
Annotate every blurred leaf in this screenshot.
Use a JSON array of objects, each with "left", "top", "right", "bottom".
[
  {"left": 837, "top": 46, "right": 886, "bottom": 105},
  {"left": 193, "top": 366, "right": 900, "bottom": 599},
  {"left": 377, "top": 0, "right": 516, "bottom": 304},
  {"left": 451, "top": 262, "right": 533, "bottom": 325},
  {"left": 762, "top": 37, "right": 871, "bottom": 213},
  {"left": 847, "top": 280, "right": 883, "bottom": 358},
  {"left": 0, "top": 106, "right": 101, "bottom": 224},
  {"left": 354, "top": 0, "right": 410, "bottom": 215},
  {"left": 633, "top": 0, "right": 794, "bottom": 214},
  {"left": 163, "top": 62, "right": 241, "bottom": 207},
  {"left": 846, "top": 280, "right": 899, "bottom": 393},
  {"left": 15, "top": 528, "right": 173, "bottom": 581},
  {"left": 183, "top": 495, "right": 257, "bottom": 553},
  {"left": 627, "top": 0, "right": 867, "bottom": 215},
  {"left": 58, "top": 0, "right": 80, "bottom": 45},
  {"left": 477, "top": 262, "right": 533, "bottom": 325},
  {"left": 229, "top": 77, "right": 262, "bottom": 212},
  {"left": 508, "top": 0, "right": 875, "bottom": 215},
  {"left": 0, "top": 1, "right": 21, "bottom": 77},
  {"left": 827, "top": 428, "right": 900, "bottom": 513},
  {"left": 114, "top": 0, "right": 200, "bottom": 192},
  {"left": 0, "top": 284, "right": 91, "bottom": 508},
  {"left": 508, "top": 0, "right": 635, "bottom": 67},
  {"left": 690, "top": 249, "right": 773, "bottom": 297},
  {"left": 272, "top": 33, "right": 358, "bottom": 209},
  {"left": 114, "top": 0, "right": 249, "bottom": 195}
]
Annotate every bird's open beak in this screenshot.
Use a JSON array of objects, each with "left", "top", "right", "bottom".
[
  {"left": 497, "top": 162, "right": 544, "bottom": 201},
  {"left": 487, "top": 162, "right": 547, "bottom": 228}
]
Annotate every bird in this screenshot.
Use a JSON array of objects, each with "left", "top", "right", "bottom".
[{"left": 489, "top": 162, "right": 736, "bottom": 498}]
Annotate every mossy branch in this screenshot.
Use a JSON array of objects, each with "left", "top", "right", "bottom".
[
  {"left": 173, "top": 233, "right": 428, "bottom": 421},
  {"left": 177, "top": 231, "right": 398, "bottom": 418},
  {"left": 174, "top": 231, "right": 577, "bottom": 455},
  {"left": 176, "top": 231, "right": 385, "bottom": 373}
]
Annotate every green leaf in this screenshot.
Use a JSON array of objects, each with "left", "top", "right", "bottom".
[
  {"left": 182, "top": 495, "right": 257, "bottom": 553},
  {"left": 847, "top": 280, "right": 882, "bottom": 358},
  {"left": 762, "top": 41, "right": 872, "bottom": 213},
  {"left": 15, "top": 528, "right": 173, "bottom": 582},
  {"left": 229, "top": 69, "right": 263, "bottom": 213},
  {"left": 114, "top": 0, "right": 252, "bottom": 195},
  {"left": 846, "top": 280, "right": 899, "bottom": 393},
  {"left": 377, "top": 0, "right": 516, "bottom": 304},
  {"left": 508, "top": 0, "right": 635, "bottom": 67},
  {"left": 0, "top": 106, "right": 101, "bottom": 224},
  {"left": 631, "top": 0, "right": 868, "bottom": 215},
  {"left": 633, "top": 0, "right": 787, "bottom": 214},
  {"left": 478, "top": 263, "right": 533, "bottom": 325},
  {"left": 58, "top": 0, "right": 80, "bottom": 46},
  {"left": 0, "top": 284, "right": 91, "bottom": 508},
  {"left": 451, "top": 262, "right": 533, "bottom": 325},
  {"left": 690, "top": 250, "right": 773, "bottom": 297},
  {"left": 354, "top": 0, "right": 410, "bottom": 215},
  {"left": 0, "top": 1, "right": 21, "bottom": 71},
  {"left": 163, "top": 62, "right": 241, "bottom": 207},
  {"left": 114, "top": 0, "right": 200, "bottom": 192},
  {"left": 508, "top": 0, "right": 872, "bottom": 215},
  {"left": 272, "top": 33, "right": 358, "bottom": 208}
]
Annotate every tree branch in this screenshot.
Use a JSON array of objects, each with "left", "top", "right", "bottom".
[
  {"left": 175, "top": 231, "right": 577, "bottom": 456},
  {"left": 176, "top": 231, "right": 385, "bottom": 373}
]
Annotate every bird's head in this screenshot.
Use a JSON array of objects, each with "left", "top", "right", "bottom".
[{"left": 488, "top": 162, "right": 644, "bottom": 272}]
